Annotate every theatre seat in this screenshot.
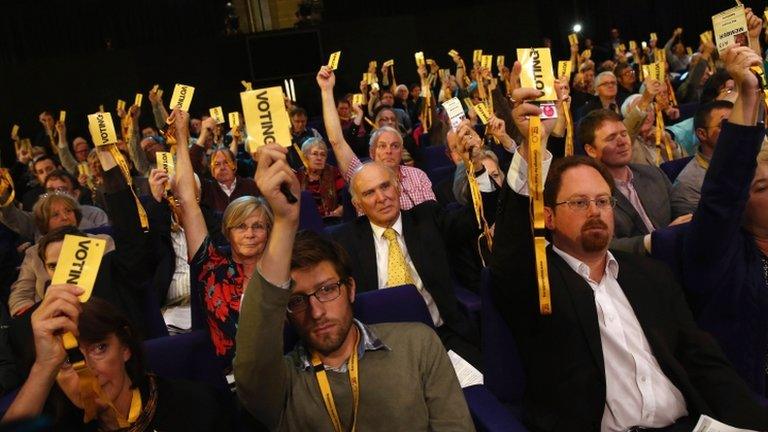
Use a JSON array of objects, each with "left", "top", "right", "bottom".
[
  {"left": 480, "top": 268, "right": 526, "bottom": 413},
  {"left": 427, "top": 164, "right": 457, "bottom": 186},
  {"left": 83, "top": 225, "right": 115, "bottom": 237},
  {"left": 660, "top": 156, "right": 693, "bottom": 182},
  {"left": 420, "top": 145, "right": 453, "bottom": 173},
  {"left": 143, "top": 330, "right": 229, "bottom": 393},
  {"left": 299, "top": 190, "right": 324, "bottom": 234}
]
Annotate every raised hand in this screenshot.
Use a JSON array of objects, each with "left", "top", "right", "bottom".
[
  {"left": 148, "top": 168, "right": 169, "bottom": 203},
  {"left": 510, "top": 88, "right": 557, "bottom": 140},
  {"left": 254, "top": 144, "right": 300, "bottom": 223},
  {"left": 316, "top": 66, "right": 336, "bottom": 92},
  {"left": 30, "top": 284, "right": 84, "bottom": 370}
]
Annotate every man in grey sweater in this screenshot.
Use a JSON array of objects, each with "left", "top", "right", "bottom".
[{"left": 235, "top": 144, "right": 474, "bottom": 432}]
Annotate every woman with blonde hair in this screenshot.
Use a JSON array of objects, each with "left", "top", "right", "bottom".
[
  {"left": 167, "top": 109, "right": 273, "bottom": 362},
  {"left": 4, "top": 191, "right": 114, "bottom": 317}
]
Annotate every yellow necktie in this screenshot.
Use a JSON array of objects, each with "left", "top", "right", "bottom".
[{"left": 383, "top": 228, "right": 414, "bottom": 286}]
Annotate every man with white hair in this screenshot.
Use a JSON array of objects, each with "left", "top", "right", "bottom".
[
  {"left": 317, "top": 66, "right": 436, "bottom": 210},
  {"left": 330, "top": 161, "right": 487, "bottom": 365},
  {"left": 577, "top": 71, "right": 621, "bottom": 122}
]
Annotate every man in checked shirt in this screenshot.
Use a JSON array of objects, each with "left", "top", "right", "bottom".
[{"left": 317, "top": 66, "right": 437, "bottom": 211}]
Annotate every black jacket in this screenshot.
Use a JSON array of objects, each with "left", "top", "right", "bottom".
[
  {"left": 330, "top": 199, "right": 493, "bottom": 343},
  {"left": 490, "top": 184, "right": 767, "bottom": 431}
]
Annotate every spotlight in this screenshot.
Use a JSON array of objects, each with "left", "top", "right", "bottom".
[{"left": 573, "top": 23, "right": 582, "bottom": 33}]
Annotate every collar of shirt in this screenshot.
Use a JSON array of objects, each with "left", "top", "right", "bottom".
[
  {"left": 296, "top": 319, "right": 390, "bottom": 372},
  {"left": 369, "top": 212, "right": 403, "bottom": 239},
  {"left": 552, "top": 245, "right": 620, "bottom": 284},
  {"left": 612, "top": 166, "right": 634, "bottom": 189},
  {"left": 218, "top": 178, "right": 237, "bottom": 196}
]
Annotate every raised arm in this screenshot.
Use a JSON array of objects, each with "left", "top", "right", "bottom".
[
  {"left": 682, "top": 45, "right": 763, "bottom": 296},
  {"left": 234, "top": 144, "right": 299, "bottom": 428},
  {"left": 169, "top": 109, "right": 208, "bottom": 260},
  {"left": 148, "top": 87, "right": 170, "bottom": 131},
  {"left": 55, "top": 120, "right": 78, "bottom": 175},
  {"left": 746, "top": 7, "right": 763, "bottom": 57},
  {"left": 624, "top": 78, "right": 661, "bottom": 140},
  {"left": 317, "top": 66, "right": 357, "bottom": 177},
  {"left": 124, "top": 106, "right": 149, "bottom": 177}
]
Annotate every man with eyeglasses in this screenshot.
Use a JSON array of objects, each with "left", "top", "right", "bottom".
[
  {"left": 576, "top": 71, "right": 621, "bottom": 122},
  {"left": 580, "top": 109, "right": 691, "bottom": 255},
  {"left": 317, "top": 66, "right": 436, "bottom": 211},
  {"left": 615, "top": 63, "right": 639, "bottom": 102},
  {"left": 489, "top": 83, "right": 766, "bottom": 431},
  {"left": 670, "top": 100, "right": 733, "bottom": 218},
  {"left": 234, "top": 143, "right": 474, "bottom": 431}
]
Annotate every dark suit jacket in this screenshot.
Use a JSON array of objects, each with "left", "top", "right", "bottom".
[
  {"left": 491, "top": 183, "right": 767, "bottom": 432},
  {"left": 144, "top": 196, "right": 223, "bottom": 306},
  {"left": 0, "top": 304, "right": 19, "bottom": 396},
  {"left": 611, "top": 163, "right": 673, "bottom": 255},
  {"left": 680, "top": 122, "right": 768, "bottom": 395},
  {"left": 330, "top": 200, "right": 487, "bottom": 342}
]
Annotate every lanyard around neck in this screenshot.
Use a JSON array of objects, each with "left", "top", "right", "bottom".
[{"left": 310, "top": 327, "right": 360, "bottom": 432}]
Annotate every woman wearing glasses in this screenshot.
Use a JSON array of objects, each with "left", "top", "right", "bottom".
[
  {"left": 296, "top": 137, "right": 345, "bottom": 225},
  {"left": 168, "top": 109, "right": 273, "bottom": 362}
]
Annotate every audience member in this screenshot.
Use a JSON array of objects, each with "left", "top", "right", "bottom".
[
  {"left": 580, "top": 109, "right": 691, "bottom": 254},
  {"left": 491, "top": 82, "right": 767, "bottom": 430},
  {"left": 170, "top": 109, "right": 273, "bottom": 363},
  {"left": 670, "top": 100, "right": 733, "bottom": 217},
  {"left": 1, "top": 296, "right": 229, "bottom": 430},
  {"left": 675, "top": 45, "right": 768, "bottom": 396},
  {"left": 318, "top": 66, "right": 436, "bottom": 211},
  {"left": 234, "top": 144, "right": 474, "bottom": 431},
  {"left": 295, "top": 137, "right": 345, "bottom": 223}
]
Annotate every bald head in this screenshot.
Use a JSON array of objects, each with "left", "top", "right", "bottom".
[{"left": 351, "top": 162, "right": 401, "bottom": 228}]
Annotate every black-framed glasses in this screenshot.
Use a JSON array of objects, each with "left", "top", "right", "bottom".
[
  {"left": 554, "top": 196, "right": 617, "bottom": 211},
  {"left": 287, "top": 280, "right": 346, "bottom": 313}
]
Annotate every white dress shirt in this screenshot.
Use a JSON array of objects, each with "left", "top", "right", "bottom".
[
  {"left": 163, "top": 226, "right": 192, "bottom": 333},
  {"left": 506, "top": 150, "right": 687, "bottom": 430},
  {"left": 552, "top": 246, "right": 688, "bottom": 431},
  {"left": 219, "top": 178, "right": 237, "bottom": 197},
  {"left": 369, "top": 214, "right": 444, "bottom": 327}
]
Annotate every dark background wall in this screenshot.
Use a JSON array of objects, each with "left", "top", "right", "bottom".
[{"left": 2, "top": 0, "right": 766, "bottom": 163}]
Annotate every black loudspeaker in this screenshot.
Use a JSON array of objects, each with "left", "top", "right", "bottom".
[{"left": 246, "top": 29, "right": 323, "bottom": 82}]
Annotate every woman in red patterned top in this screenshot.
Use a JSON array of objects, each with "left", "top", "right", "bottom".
[
  {"left": 168, "top": 109, "right": 272, "bottom": 363},
  {"left": 295, "top": 137, "right": 345, "bottom": 224}
]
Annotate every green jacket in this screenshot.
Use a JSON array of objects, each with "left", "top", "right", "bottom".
[{"left": 234, "top": 272, "right": 475, "bottom": 431}]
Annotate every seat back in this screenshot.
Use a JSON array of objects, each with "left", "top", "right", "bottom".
[
  {"left": 143, "top": 330, "right": 229, "bottom": 392},
  {"left": 659, "top": 156, "right": 693, "bottom": 182},
  {"left": 420, "top": 145, "right": 453, "bottom": 173},
  {"left": 480, "top": 268, "right": 526, "bottom": 405},
  {"left": 299, "top": 190, "right": 325, "bottom": 234},
  {"left": 83, "top": 225, "right": 115, "bottom": 237}
]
